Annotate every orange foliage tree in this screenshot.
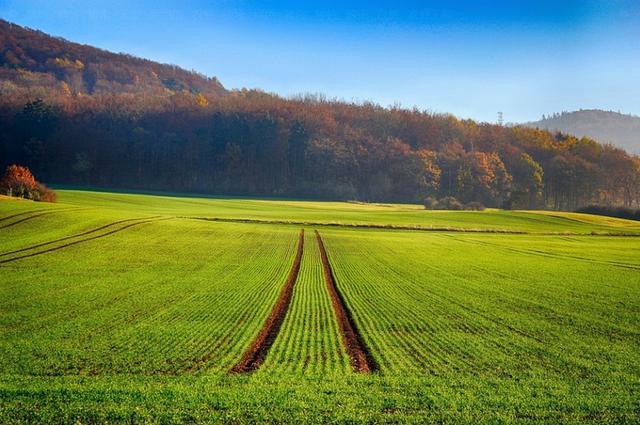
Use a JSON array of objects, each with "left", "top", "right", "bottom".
[
  {"left": 0, "top": 164, "right": 56, "bottom": 202},
  {"left": 1, "top": 164, "right": 36, "bottom": 197}
]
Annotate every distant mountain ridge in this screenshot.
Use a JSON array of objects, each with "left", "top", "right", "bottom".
[
  {"left": 525, "top": 110, "right": 640, "bottom": 154},
  {"left": 0, "top": 19, "right": 226, "bottom": 98}
]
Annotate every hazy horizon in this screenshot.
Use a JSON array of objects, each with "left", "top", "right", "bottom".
[{"left": 1, "top": 0, "right": 639, "bottom": 123}]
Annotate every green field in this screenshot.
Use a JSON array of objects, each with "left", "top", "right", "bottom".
[{"left": 1, "top": 190, "right": 639, "bottom": 423}]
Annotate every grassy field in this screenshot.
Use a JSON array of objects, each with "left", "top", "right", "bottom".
[{"left": 1, "top": 190, "right": 639, "bottom": 423}]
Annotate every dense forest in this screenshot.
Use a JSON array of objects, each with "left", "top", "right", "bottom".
[{"left": 1, "top": 20, "right": 638, "bottom": 209}]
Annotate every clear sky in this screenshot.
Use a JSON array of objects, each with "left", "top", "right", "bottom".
[{"left": 1, "top": 0, "right": 639, "bottom": 123}]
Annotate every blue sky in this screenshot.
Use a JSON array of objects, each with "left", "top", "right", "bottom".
[{"left": 1, "top": 0, "right": 639, "bottom": 122}]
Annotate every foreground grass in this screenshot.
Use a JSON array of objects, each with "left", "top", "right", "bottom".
[
  {"left": 2, "top": 373, "right": 636, "bottom": 424},
  {"left": 1, "top": 190, "right": 639, "bottom": 423}
]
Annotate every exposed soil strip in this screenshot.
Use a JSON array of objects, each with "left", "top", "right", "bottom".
[
  {"left": 0, "top": 216, "right": 160, "bottom": 257},
  {"left": 0, "top": 218, "right": 168, "bottom": 265},
  {"left": 315, "top": 230, "right": 377, "bottom": 373},
  {"left": 183, "top": 216, "right": 640, "bottom": 237},
  {"left": 230, "top": 229, "right": 304, "bottom": 373}
]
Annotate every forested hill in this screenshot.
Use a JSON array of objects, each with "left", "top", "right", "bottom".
[
  {"left": 0, "top": 20, "right": 638, "bottom": 210},
  {"left": 526, "top": 110, "right": 640, "bottom": 154},
  {"left": 0, "top": 19, "right": 226, "bottom": 98}
]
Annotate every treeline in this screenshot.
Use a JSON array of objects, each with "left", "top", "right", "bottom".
[
  {"left": 576, "top": 206, "right": 640, "bottom": 222},
  {"left": 0, "top": 19, "right": 638, "bottom": 209},
  {"left": 1, "top": 92, "right": 638, "bottom": 209}
]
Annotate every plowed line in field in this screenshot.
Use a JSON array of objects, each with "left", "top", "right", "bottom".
[
  {"left": 230, "top": 229, "right": 304, "bottom": 373},
  {"left": 0, "top": 216, "right": 160, "bottom": 257},
  {"left": 315, "top": 230, "right": 377, "bottom": 373},
  {"left": 0, "top": 218, "right": 168, "bottom": 264}
]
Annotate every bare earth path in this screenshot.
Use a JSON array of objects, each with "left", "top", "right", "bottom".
[
  {"left": 315, "top": 230, "right": 377, "bottom": 373},
  {"left": 231, "top": 229, "right": 305, "bottom": 373}
]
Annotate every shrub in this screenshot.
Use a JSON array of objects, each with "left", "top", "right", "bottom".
[
  {"left": 425, "top": 196, "right": 486, "bottom": 211},
  {"left": 423, "top": 196, "right": 439, "bottom": 210},
  {"left": 35, "top": 183, "right": 57, "bottom": 202},
  {"left": 465, "top": 201, "right": 486, "bottom": 211},
  {"left": 437, "top": 196, "right": 463, "bottom": 210}
]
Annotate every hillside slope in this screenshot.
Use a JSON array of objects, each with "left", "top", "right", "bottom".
[
  {"left": 0, "top": 19, "right": 226, "bottom": 98},
  {"left": 526, "top": 110, "right": 640, "bottom": 154},
  {"left": 0, "top": 20, "right": 638, "bottom": 209}
]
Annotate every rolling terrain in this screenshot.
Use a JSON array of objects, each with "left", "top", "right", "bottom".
[{"left": 1, "top": 190, "right": 639, "bottom": 423}]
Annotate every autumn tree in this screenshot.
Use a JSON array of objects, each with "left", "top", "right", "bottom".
[
  {"left": 1, "top": 164, "right": 36, "bottom": 197},
  {"left": 456, "top": 152, "right": 512, "bottom": 207},
  {"left": 0, "top": 164, "right": 56, "bottom": 202},
  {"left": 511, "top": 153, "right": 544, "bottom": 209},
  {"left": 436, "top": 141, "right": 465, "bottom": 197},
  {"left": 597, "top": 146, "right": 638, "bottom": 207}
]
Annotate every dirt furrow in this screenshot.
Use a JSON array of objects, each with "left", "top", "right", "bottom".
[
  {"left": 230, "top": 229, "right": 304, "bottom": 373},
  {"left": 0, "top": 218, "right": 168, "bottom": 265},
  {"left": 315, "top": 230, "right": 377, "bottom": 373}
]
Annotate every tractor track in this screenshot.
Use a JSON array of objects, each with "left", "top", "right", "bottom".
[
  {"left": 315, "top": 230, "right": 377, "bottom": 373},
  {"left": 0, "top": 210, "right": 63, "bottom": 229},
  {"left": 0, "top": 216, "right": 161, "bottom": 257},
  {"left": 0, "top": 217, "right": 169, "bottom": 265},
  {"left": 230, "top": 229, "right": 304, "bottom": 373},
  {"left": 0, "top": 209, "right": 48, "bottom": 223}
]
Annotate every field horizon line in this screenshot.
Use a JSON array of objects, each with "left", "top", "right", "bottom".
[{"left": 180, "top": 216, "right": 640, "bottom": 237}]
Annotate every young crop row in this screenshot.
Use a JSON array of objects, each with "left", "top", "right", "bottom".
[
  {"left": 1, "top": 209, "right": 361, "bottom": 376},
  {"left": 231, "top": 229, "right": 306, "bottom": 373},
  {"left": 232, "top": 229, "right": 381, "bottom": 375},
  {"left": 321, "top": 229, "right": 640, "bottom": 381},
  {"left": 0, "top": 205, "right": 154, "bottom": 255},
  {"left": 2, "top": 199, "right": 638, "bottom": 381},
  {"left": 2, "top": 193, "right": 639, "bottom": 423},
  {"left": 260, "top": 230, "right": 351, "bottom": 375},
  {"left": 1, "top": 219, "right": 299, "bottom": 375},
  {"left": 0, "top": 217, "right": 167, "bottom": 264}
]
